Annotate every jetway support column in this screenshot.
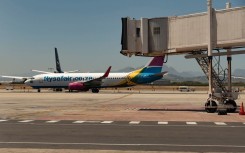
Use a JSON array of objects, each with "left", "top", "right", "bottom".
[
  {"left": 208, "top": 56, "right": 213, "bottom": 95},
  {"left": 226, "top": 2, "right": 232, "bottom": 98},
  {"left": 207, "top": 0, "right": 213, "bottom": 96},
  {"left": 227, "top": 49, "right": 232, "bottom": 96}
]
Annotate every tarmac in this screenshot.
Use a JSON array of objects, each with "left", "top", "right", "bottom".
[
  {"left": 0, "top": 89, "right": 245, "bottom": 122},
  {"left": 1, "top": 88, "right": 245, "bottom": 153}
]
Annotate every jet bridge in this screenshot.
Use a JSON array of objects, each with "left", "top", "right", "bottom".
[{"left": 120, "top": 0, "right": 245, "bottom": 114}]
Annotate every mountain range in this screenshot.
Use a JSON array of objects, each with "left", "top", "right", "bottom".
[
  {"left": 115, "top": 65, "right": 245, "bottom": 83},
  {"left": 1, "top": 65, "right": 245, "bottom": 83}
]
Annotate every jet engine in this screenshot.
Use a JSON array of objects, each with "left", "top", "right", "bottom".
[{"left": 68, "top": 82, "right": 89, "bottom": 91}]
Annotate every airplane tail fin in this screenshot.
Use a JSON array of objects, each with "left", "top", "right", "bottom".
[
  {"left": 126, "top": 56, "right": 165, "bottom": 85},
  {"left": 55, "top": 48, "right": 63, "bottom": 73},
  {"left": 142, "top": 56, "right": 165, "bottom": 73}
]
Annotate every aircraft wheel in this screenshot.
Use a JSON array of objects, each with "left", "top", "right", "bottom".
[
  {"left": 92, "top": 88, "right": 99, "bottom": 93},
  {"left": 224, "top": 99, "right": 237, "bottom": 113},
  {"left": 205, "top": 100, "right": 217, "bottom": 113},
  {"left": 37, "top": 89, "right": 41, "bottom": 92}
]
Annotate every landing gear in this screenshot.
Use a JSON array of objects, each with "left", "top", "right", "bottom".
[
  {"left": 205, "top": 100, "right": 217, "bottom": 113},
  {"left": 37, "top": 89, "right": 41, "bottom": 92},
  {"left": 224, "top": 99, "right": 237, "bottom": 113},
  {"left": 91, "top": 88, "right": 99, "bottom": 93},
  {"left": 53, "top": 88, "right": 63, "bottom": 92}
]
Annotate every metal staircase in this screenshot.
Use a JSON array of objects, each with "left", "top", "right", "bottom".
[
  {"left": 190, "top": 51, "right": 239, "bottom": 113},
  {"left": 193, "top": 51, "right": 228, "bottom": 93}
]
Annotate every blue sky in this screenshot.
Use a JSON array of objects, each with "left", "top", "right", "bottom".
[{"left": 0, "top": 0, "right": 245, "bottom": 75}]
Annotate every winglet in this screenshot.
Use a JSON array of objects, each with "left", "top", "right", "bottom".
[{"left": 102, "top": 66, "right": 111, "bottom": 78}]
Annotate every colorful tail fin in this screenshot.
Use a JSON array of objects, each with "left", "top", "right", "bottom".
[
  {"left": 127, "top": 56, "right": 165, "bottom": 85},
  {"left": 142, "top": 56, "right": 165, "bottom": 73}
]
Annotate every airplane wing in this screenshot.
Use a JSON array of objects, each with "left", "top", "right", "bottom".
[
  {"left": 65, "top": 70, "right": 80, "bottom": 73},
  {"left": 1, "top": 75, "right": 32, "bottom": 80},
  {"left": 83, "top": 66, "right": 111, "bottom": 87},
  {"left": 68, "top": 66, "right": 111, "bottom": 91},
  {"left": 32, "top": 69, "right": 81, "bottom": 74},
  {"left": 69, "top": 66, "right": 111, "bottom": 91},
  {"left": 0, "top": 81, "right": 13, "bottom": 85},
  {"left": 31, "top": 69, "right": 53, "bottom": 74},
  {"left": 1, "top": 75, "right": 33, "bottom": 84}
]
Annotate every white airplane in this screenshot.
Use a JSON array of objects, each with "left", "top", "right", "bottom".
[
  {"left": 2, "top": 56, "right": 167, "bottom": 93},
  {"left": 32, "top": 48, "right": 79, "bottom": 74}
]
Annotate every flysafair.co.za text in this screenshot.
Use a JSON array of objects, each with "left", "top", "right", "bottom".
[{"left": 43, "top": 76, "right": 93, "bottom": 82}]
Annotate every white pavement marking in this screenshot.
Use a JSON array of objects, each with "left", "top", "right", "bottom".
[
  {"left": 129, "top": 121, "right": 140, "bottom": 124},
  {"left": 84, "top": 121, "right": 101, "bottom": 123},
  {"left": 186, "top": 122, "right": 197, "bottom": 125},
  {"left": 215, "top": 122, "right": 227, "bottom": 125},
  {"left": 73, "top": 121, "right": 85, "bottom": 124},
  {"left": 0, "top": 120, "right": 7, "bottom": 122},
  {"left": 18, "top": 120, "right": 33, "bottom": 123},
  {"left": 158, "top": 121, "right": 168, "bottom": 125},
  {"left": 46, "top": 120, "right": 59, "bottom": 123},
  {"left": 101, "top": 121, "right": 113, "bottom": 124}
]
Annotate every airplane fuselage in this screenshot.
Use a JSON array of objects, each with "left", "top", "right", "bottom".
[
  {"left": 2, "top": 56, "right": 165, "bottom": 93},
  {"left": 24, "top": 72, "right": 162, "bottom": 89}
]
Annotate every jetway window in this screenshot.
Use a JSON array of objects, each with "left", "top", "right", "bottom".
[
  {"left": 136, "top": 28, "right": 140, "bottom": 37},
  {"left": 153, "top": 27, "right": 160, "bottom": 34}
]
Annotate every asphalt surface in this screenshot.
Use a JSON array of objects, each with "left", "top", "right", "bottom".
[
  {"left": 0, "top": 120, "right": 245, "bottom": 152},
  {"left": 1, "top": 90, "right": 245, "bottom": 152},
  {"left": 1, "top": 90, "right": 245, "bottom": 122}
]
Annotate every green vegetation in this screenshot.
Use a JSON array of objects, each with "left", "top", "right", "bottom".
[
  {"left": 231, "top": 82, "right": 245, "bottom": 86},
  {"left": 169, "top": 81, "right": 208, "bottom": 86}
]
